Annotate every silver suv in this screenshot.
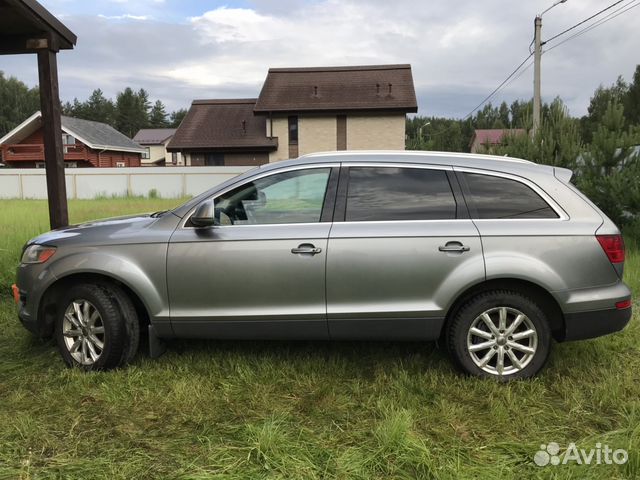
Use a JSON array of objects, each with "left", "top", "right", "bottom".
[{"left": 13, "top": 152, "right": 632, "bottom": 379}]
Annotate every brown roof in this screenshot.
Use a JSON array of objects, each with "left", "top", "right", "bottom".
[
  {"left": 134, "top": 128, "right": 176, "bottom": 145},
  {"left": 254, "top": 64, "right": 418, "bottom": 114},
  {"left": 470, "top": 129, "right": 527, "bottom": 148},
  {"left": 167, "top": 99, "right": 278, "bottom": 152}
]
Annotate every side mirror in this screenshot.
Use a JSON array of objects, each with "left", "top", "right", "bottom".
[{"left": 191, "top": 199, "right": 218, "bottom": 227}]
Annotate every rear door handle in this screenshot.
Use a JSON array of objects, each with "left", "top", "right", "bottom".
[
  {"left": 291, "top": 244, "right": 322, "bottom": 255},
  {"left": 438, "top": 242, "right": 470, "bottom": 253}
]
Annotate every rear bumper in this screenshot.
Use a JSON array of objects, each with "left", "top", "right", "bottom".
[{"left": 562, "top": 305, "right": 632, "bottom": 341}]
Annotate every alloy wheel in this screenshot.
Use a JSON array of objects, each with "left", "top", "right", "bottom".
[
  {"left": 466, "top": 306, "right": 538, "bottom": 376},
  {"left": 62, "top": 299, "right": 105, "bottom": 366}
]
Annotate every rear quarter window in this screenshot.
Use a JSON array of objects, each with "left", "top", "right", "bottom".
[{"left": 461, "top": 172, "right": 558, "bottom": 219}]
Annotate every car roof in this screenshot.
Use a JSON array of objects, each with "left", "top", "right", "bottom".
[{"left": 258, "top": 150, "right": 555, "bottom": 177}]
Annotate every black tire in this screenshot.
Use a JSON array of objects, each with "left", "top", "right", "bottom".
[
  {"left": 108, "top": 284, "right": 140, "bottom": 366},
  {"left": 55, "top": 283, "right": 139, "bottom": 371},
  {"left": 447, "top": 290, "right": 552, "bottom": 380}
]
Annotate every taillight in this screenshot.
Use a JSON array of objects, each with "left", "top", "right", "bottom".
[
  {"left": 596, "top": 234, "right": 625, "bottom": 264},
  {"left": 616, "top": 299, "right": 631, "bottom": 310}
]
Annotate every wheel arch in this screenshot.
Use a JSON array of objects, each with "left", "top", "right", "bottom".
[
  {"left": 37, "top": 272, "right": 151, "bottom": 337},
  {"left": 441, "top": 278, "right": 566, "bottom": 342}
]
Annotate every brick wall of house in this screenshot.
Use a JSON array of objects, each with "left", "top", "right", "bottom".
[
  {"left": 346, "top": 114, "right": 406, "bottom": 150},
  {"left": 298, "top": 116, "right": 337, "bottom": 157},
  {"left": 268, "top": 113, "right": 406, "bottom": 162}
]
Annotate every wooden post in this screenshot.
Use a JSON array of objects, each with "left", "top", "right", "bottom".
[{"left": 37, "top": 48, "right": 69, "bottom": 229}]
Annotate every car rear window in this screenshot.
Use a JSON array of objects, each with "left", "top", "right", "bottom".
[
  {"left": 461, "top": 172, "right": 559, "bottom": 219},
  {"left": 345, "top": 167, "right": 457, "bottom": 221}
]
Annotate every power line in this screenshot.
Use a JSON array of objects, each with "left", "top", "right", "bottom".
[
  {"left": 426, "top": 53, "right": 534, "bottom": 138},
  {"left": 542, "top": 0, "right": 627, "bottom": 45},
  {"left": 462, "top": 54, "right": 533, "bottom": 120},
  {"left": 545, "top": 0, "right": 640, "bottom": 52}
]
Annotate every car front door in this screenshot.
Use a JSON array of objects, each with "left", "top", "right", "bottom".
[
  {"left": 326, "top": 164, "right": 485, "bottom": 340},
  {"left": 167, "top": 164, "right": 338, "bottom": 339}
]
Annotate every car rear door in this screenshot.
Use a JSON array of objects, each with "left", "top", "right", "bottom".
[
  {"left": 326, "top": 163, "right": 485, "bottom": 340},
  {"left": 167, "top": 164, "right": 339, "bottom": 339}
]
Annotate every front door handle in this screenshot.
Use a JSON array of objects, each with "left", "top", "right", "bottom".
[
  {"left": 438, "top": 242, "right": 470, "bottom": 253},
  {"left": 291, "top": 244, "right": 322, "bottom": 255}
]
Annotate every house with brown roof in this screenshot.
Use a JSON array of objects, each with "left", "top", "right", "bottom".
[
  {"left": 133, "top": 128, "right": 181, "bottom": 166},
  {"left": 469, "top": 129, "right": 527, "bottom": 153},
  {"left": 167, "top": 99, "right": 278, "bottom": 166},
  {"left": 0, "top": 111, "right": 145, "bottom": 168},
  {"left": 167, "top": 64, "right": 418, "bottom": 165}
]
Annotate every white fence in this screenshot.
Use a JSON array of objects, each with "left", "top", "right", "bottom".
[{"left": 0, "top": 166, "right": 253, "bottom": 199}]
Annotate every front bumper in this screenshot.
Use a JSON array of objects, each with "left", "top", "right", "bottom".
[{"left": 563, "top": 305, "right": 632, "bottom": 341}]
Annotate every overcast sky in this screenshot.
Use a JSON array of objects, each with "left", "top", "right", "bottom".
[{"left": 1, "top": 0, "right": 638, "bottom": 118}]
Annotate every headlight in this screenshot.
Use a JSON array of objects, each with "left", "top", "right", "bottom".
[{"left": 21, "top": 245, "right": 57, "bottom": 264}]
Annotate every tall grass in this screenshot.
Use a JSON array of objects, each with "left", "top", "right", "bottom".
[{"left": 0, "top": 199, "right": 638, "bottom": 479}]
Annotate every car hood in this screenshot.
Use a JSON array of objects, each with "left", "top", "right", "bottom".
[{"left": 27, "top": 212, "right": 180, "bottom": 248}]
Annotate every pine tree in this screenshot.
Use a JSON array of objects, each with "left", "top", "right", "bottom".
[
  {"left": 149, "top": 100, "right": 169, "bottom": 128},
  {"left": 624, "top": 65, "right": 640, "bottom": 127},
  {"left": 580, "top": 77, "right": 629, "bottom": 143},
  {"left": 485, "top": 98, "right": 581, "bottom": 170},
  {"left": 169, "top": 108, "right": 188, "bottom": 128},
  {"left": 85, "top": 89, "right": 116, "bottom": 126},
  {"left": 578, "top": 100, "right": 640, "bottom": 226},
  {"left": 115, "top": 87, "right": 138, "bottom": 137}
]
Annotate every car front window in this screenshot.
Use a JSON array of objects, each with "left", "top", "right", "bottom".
[{"left": 214, "top": 168, "right": 331, "bottom": 225}]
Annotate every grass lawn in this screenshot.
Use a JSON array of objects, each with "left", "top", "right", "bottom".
[{"left": 0, "top": 199, "right": 639, "bottom": 479}]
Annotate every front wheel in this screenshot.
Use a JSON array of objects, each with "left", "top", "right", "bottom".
[
  {"left": 447, "top": 290, "right": 552, "bottom": 379},
  {"left": 55, "top": 283, "right": 138, "bottom": 370}
]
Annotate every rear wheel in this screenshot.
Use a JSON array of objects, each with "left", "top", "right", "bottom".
[
  {"left": 447, "top": 290, "right": 551, "bottom": 379},
  {"left": 55, "top": 283, "right": 139, "bottom": 370}
]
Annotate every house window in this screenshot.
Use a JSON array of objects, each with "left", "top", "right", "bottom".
[
  {"left": 142, "top": 147, "right": 151, "bottom": 159},
  {"left": 62, "top": 134, "right": 75, "bottom": 145},
  {"left": 35, "top": 162, "right": 45, "bottom": 169},
  {"left": 115, "top": 161, "right": 126, "bottom": 168},
  {"left": 288, "top": 116, "right": 298, "bottom": 144},
  {"left": 172, "top": 152, "right": 178, "bottom": 165}
]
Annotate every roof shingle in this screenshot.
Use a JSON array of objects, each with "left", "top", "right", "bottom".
[
  {"left": 133, "top": 128, "right": 177, "bottom": 145},
  {"left": 167, "top": 99, "right": 278, "bottom": 151},
  {"left": 61, "top": 115, "right": 144, "bottom": 152},
  {"left": 254, "top": 64, "right": 418, "bottom": 113}
]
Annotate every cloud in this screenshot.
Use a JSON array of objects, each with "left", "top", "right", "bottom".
[
  {"left": 1, "top": 0, "right": 638, "bottom": 118},
  {"left": 97, "top": 14, "right": 149, "bottom": 20}
]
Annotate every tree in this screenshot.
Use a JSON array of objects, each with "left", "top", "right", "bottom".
[
  {"left": 115, "top": 87, "right": 138, "bottom": 137},
  {"left": 624, "top": 65, "right": 640, "bottom": 127},
  {"left": 85, "top": 89, "right": 116, "bottom": 126},
  {"left": 64, "top": 89, "right": 116, "bottom": 126},
  {"left": 169, "top": 108, "right": 188, "bottom": 128},
  {"left": 577, "top": 100, "right": 640, "bottom": 226},
  {"left": 498, "top": 101, "right": 510, "bottom": 128},
  {"left": 149, "top": 100, "right": 169, "bottom": 128},
  {"left": 115, "top": 87, "right": 151, "bottom": 137},
  {"left": 0, "top": 71, "right": 40, "bottom": 137},
  {"left": 486, "top": 98, "right": 582, "bottom": 170},
  {"left": 580, "top": 77, "right": 628, "bottom": 144}
]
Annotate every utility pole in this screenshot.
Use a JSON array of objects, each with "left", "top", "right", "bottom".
[
  {"left": 533, "top": 16, "right": 542, "bottom": 136},
  {"left": 532, "top": 0, "right": 568, "bottom": 137}
]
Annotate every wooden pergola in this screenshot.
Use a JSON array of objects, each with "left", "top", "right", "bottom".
[{"left": 0, "top": 0, "right": 76, "bottom": 228}]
